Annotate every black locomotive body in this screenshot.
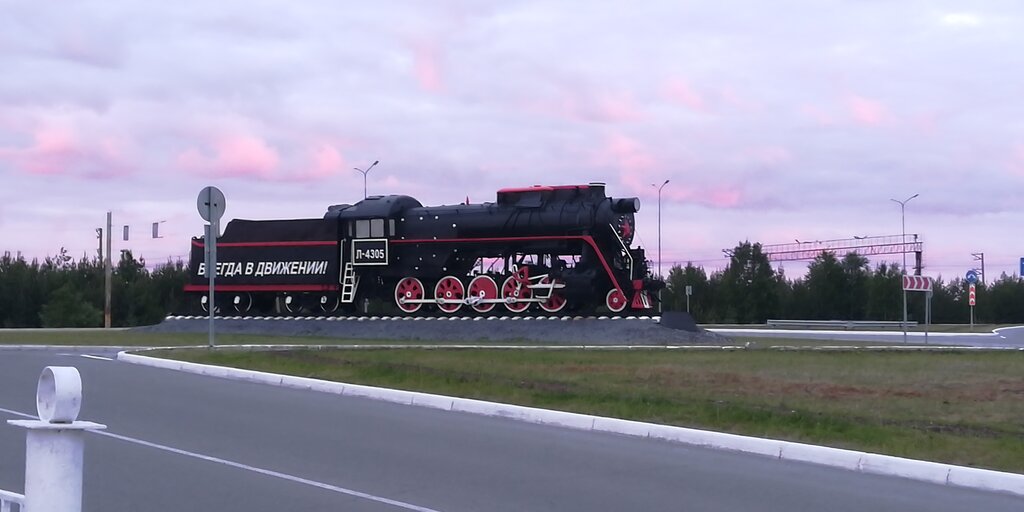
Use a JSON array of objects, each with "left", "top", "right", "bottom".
[{"left": 186, "top": 183, "right": 663, "bottom": 315}]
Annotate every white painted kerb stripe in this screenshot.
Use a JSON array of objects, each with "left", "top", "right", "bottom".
[
  {"left": 0, "top": 406, "right": 441, "bottom": 512},
  {"left": 79, "top": 354, "right": 112, "bottom": 361}
]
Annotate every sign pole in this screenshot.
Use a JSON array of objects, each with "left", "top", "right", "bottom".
[
  {"left": 205, "top": 223, "right": 214, "bottom": 348},
  {"left": 901, "top": 289, "right": 907, "bottom": 344},
  {"left": 197, "top": 186, "right": 226, "bottom": 349},
  {"left": 925, "top": 290, "right": 931, "bottom": 345}
]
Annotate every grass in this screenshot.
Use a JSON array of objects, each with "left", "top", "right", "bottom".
[{"left": 158, "top": 347, "right": 1024, "bottom": 473}]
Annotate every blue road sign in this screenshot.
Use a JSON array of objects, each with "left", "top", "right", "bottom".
[
  {"left": 1020, "top": 257, "right": 1023, "bottom": 277},
  {"left": 966, "top": 270, "right": 978, "bottom": 284}
]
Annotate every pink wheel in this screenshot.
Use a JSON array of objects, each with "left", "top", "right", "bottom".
[
  {"left": 434, "top": 275, "right": 465, "bottom": 314},
  {"left": 468, "top": 275, "right": 499, "bottom": 313},
  {"left": 606, "top": 288, "right": 627, "bottom": 313},
  {"left": 538, "top": 277, "right": 567, "bottom": 313},
  {"left": 395, "top": 277, "right": 425, "bottom": 313},
  {"left": 502, "top": 275, "right": 532, "bottom": 313}
]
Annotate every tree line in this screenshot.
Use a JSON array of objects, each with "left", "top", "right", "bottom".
[
  {"left": 661, "top": 241, "right": 1024, "bottom": 324},
  {"left": 0, "top": 249, "right": 188, "bottom": 328},
  {"left": 1, "top": 241, "right": 1020, "bottom": 326}
]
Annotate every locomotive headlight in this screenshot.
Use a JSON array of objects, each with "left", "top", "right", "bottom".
[{"left": 613, "top": 197, "right": 640, "bottom": 213}]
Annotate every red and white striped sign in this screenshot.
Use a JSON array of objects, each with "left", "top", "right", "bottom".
[
  {"left": 969, "top": 284, "right": 976, "bottom": 306},
  {"left": 902, "top": 275, "right": 933, "bottom": 292}
]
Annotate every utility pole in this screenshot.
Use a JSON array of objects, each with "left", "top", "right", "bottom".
[
  {"left": 353, "top": 160, "right": 379, "bottom": 199},
  {"left": 972, "top": 252, "right": 985, "bottom": 286},
  {"left": 104, "top": 212, "right": 112, "bottom": 328}
]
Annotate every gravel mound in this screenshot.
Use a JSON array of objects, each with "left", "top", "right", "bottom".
[{"left": 136, "top": 317, "right": 730, "bottom": 345}]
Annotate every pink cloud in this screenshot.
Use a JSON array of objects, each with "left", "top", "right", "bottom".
[
  {"left": 524, "top": 91, "right": 645, "bottom": 124},
  {"left": 717, "top": 85, "right": 761, "bottom": 112},
  {"left": 659, "top": 184, "right": 744, "bottom": 209},
  {"left": 0, "top": 125, "right": 129, "bottom": 177},
  {"left": 412, "top": 42, "right": 444, "bottom": 93},
  {"left": 846, "top": 95, "right": 889, "bottom": 125},
  {"left": 300, "top": 144, "right": 346, "bottom": 180},
  {"left": 706, "top": 187, "right": 742, "bottom": 207},
  {"left": 1008, "top": 144, "right": 1024, "bottom": 176},
  {"left": 800, "top": 104, "right": 836, "bottom": 126},
  {"left": 561, "top": 92, "right": 638, "bottom": 123},
  {"left": 662, "top": 79, "right": 706, "bottom": 112},
  {"left": 742, "top": 145, "right": 792, "bottom": 166},
  {"left": 177, "top": 134, "right": 280, "bottom": 179},
  {"left": 597, "top": 133, "right": 659, "bottom": 192}
]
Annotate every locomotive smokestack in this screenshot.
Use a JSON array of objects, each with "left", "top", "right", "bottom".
[{"left": 613, "top": 197, "right": 640, "bottom": 213}]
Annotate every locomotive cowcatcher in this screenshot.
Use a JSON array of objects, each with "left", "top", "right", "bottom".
[{"left": 185, "top": 183, "right": 664, "bottom": 316}]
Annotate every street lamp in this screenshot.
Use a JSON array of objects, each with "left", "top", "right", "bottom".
[
  {"left": 890, "top": 194, "right": 918, "bottom": 274},
  {"left": 354, "top": 160, "right": 379, "bottom": 199},
  {"left": 651, "top": 179, "right": 670, "bottom": 278},
  {"left": 890, "top": 193, "right": 918, "bottom": 343}
]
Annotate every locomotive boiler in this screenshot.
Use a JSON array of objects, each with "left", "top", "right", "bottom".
[{"left": 185, "top": 183, "right": 663, "bottom": 316}]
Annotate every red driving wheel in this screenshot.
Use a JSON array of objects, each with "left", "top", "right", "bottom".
[
  {"left": 467, "top": 275, "right": 499, "bottom": 313},
  {"left": 502, "top": 275, "right": 532, "bottom": 313},
  {"left": 434, "top": 275, "right": 465, "bottom": 314},
  {"left": 538, "top": 277, "right": 567, "bottom": 313},
  {"left": 395, "top": 277, "right": 425, "bottom": 313}
]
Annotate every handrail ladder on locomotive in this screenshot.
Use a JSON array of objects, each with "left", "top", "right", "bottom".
[{"left": 184, "top": 183, "right": 665, "bottom": 316}]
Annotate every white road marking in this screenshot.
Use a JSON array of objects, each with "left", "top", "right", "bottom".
[
  {"left": 80, "top": 355, "right": 112, "bottom": 361},
  {"left": 0, "top": 406, "right": 441, "bottom": 512}
]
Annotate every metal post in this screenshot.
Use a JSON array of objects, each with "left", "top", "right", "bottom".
[
  {"left": 891, "top": 194, "right": 918, "bottom": 344},
  {"left": 206, "top": 221, "right": 217, "bottom": 349},
  {"left": 104, "top": 211, "right": 112, "bottom": 328},
  {"left": 925, "top": 290, "right": 931, "bottom": 345},
  {"left": 8, "top": 367, "right": 106, "bottom": 512},
  {"left": 652, "top": 180, "right": 669, "bottom": 314},
  {"left": 902, "top": 288, "right": 908, "bottom": 343}
]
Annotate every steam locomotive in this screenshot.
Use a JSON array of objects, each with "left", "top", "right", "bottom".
[{"left": 185, "top": 183, "right": 663, "bottom": 316}]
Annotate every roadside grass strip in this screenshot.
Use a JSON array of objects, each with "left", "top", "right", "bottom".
[{"left": 120, "top": 346, "right": 1024, "bottom": 497}]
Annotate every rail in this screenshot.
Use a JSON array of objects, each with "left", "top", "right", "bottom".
[
  {"left": 0, "top": 489, "right": 24, "bottom": 512},
  {"left": 766, "top": 319, "right": 918, "bottom": 330}
]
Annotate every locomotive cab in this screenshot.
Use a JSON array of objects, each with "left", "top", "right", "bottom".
[{"left": 325, "top": 194, "right": 422, "bottom": 309}]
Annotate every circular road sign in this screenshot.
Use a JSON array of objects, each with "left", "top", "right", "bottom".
[
  {"left": 197, "top": 186, "right": 226, "bottom": 222},
  {"left": 965, "top": 269, "right": 978, "bottom": 284}
]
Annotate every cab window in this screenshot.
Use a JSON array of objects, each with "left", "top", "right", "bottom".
[
  {"left": 370, "top": 218, "right": 385, "bottom": 237},
  {"left": 355, "top": 220, "right": 370, "bottom": 238}
]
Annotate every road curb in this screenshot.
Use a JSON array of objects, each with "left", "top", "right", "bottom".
[{"left": 116, "top": 349, "right": 1024, "bottom": 498}]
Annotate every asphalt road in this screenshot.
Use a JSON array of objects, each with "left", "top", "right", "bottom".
[{"left": 0, "top": 347, "right": 1021, "bottom": 511}]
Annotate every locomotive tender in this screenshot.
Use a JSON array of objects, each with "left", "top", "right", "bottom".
[{"left": 185, "top": 183, "right": 664, "bottom": 315}]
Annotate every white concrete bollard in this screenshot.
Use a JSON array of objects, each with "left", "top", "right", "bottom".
[{"left": 7, "top": 366, "right": 106, "bottom": 512}]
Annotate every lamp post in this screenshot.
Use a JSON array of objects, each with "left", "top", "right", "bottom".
[
  {"left": 890, "top": 193, "right": 918, "bottom": 343},
  {"left": 651, "top": 179, "right": 669, "bottom": 314},
  {"left": 651, "top": 179, "right": 670, "bottom": 278},
  {"left": 354, "top": 160, "right": 379, "bottom": 199}
]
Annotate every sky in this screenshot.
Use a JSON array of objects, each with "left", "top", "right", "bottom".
[{"left": 1, "top": 1, "right": 1023, "bottom": 281}]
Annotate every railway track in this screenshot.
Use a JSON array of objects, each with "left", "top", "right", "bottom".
[{"left": 165, "top": 314, "right": 662, "bottom": 322}]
